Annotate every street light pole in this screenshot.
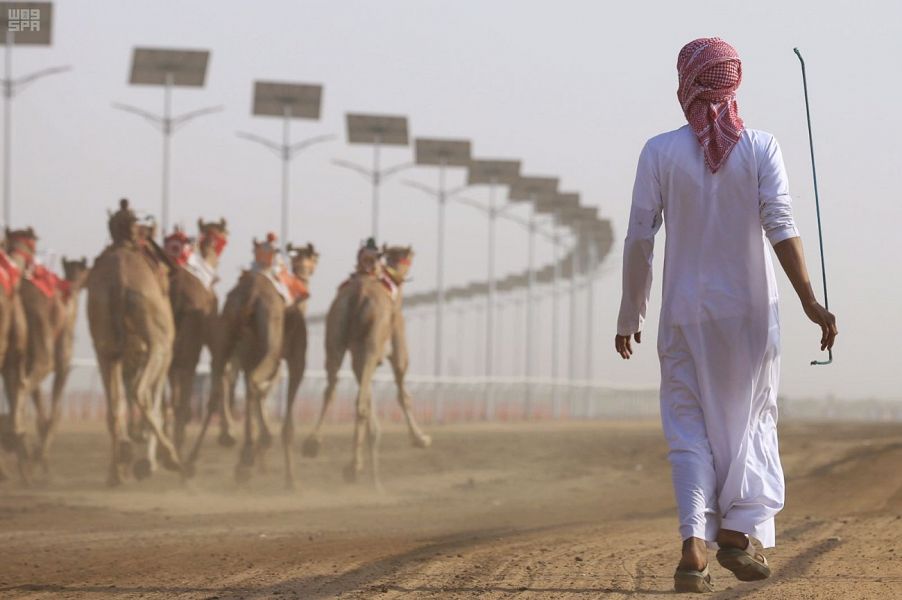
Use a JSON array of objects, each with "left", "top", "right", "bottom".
[
  {"left": 435, "top": 157, "right": 446, "bottom": 377},
  {"left": 486, "top": 181, "right": 498, "bottom": 370},
  {"left": 161, "top": 73, "right": 172, "bottom": 233},
  {"left": 1, "top": 28, "right": 71, "bottom": 226},
  {"left": 569, "top": 231, "right": 580, "bottom": 381},
  {"left": 372, "top": 136, "right": 381, "bottom": 239},
  {"left": 526, "top": 209, "right": 536, "bottom": 412},
  {"left": 237, "top": 126, "right": 335, "bottom": 244},
  {"left": 585, "top": 239, "right": 597, "bottom": 381},
  {"left": 118, "top": 48, "right": 218, "bottom": 236},
  {"left": 281, "top": 106, "right": 290, "bottom": 243}
]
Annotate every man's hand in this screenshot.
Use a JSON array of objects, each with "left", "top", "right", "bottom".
[
  {"left": 615, "top": 331, "right": 642, "bottom": 359},
  {"left": 802, "top": 300, "right": 837, "bottom": 351},
  {"left": 773, "top": 237, "right": 839, "bottom": 353}
]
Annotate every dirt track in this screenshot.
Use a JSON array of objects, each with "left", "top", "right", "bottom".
[{"left": 1, "top": 420, "right": 900, "bottom": 599}]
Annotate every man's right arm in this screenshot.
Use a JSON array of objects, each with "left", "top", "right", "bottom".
[
  {"left": 757, "top": 134, "right": 837, "bottom": 352},
  {"left": 772, "top": 237, "right": 837, "bottom": 351}
]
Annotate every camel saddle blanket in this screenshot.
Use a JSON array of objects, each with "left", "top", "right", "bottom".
[
  {"left": 0, "top": 250, "right": 20, "bottom": 297},
  {"left": 26, "top": 263, "right": 66, "bottom": 301},
  {"left": 182, "top": 251, "right": 217, "bottom": 290},
  {"left": 252, "top": 263, "right": 307, "bottom": 304}
]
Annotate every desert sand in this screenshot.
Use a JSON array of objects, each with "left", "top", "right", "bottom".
[{"left": 0, "top": 419, "right": 900, "bottom": 599}]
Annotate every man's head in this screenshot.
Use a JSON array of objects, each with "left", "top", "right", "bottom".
[
  {"left": 253, "top": 232, "right": 280, "bottom": 268},
  {"left": 164, "top": 228, "right": 193, "bottom": 264},
  {"left": 108, "top": 198, "right": 139, "bottom": 244},
  {"left": 677, "top": 38, "right": 742, "bottom": 108},
  {"left": 676, "top": 38, "right": 744, "bottom": 172}
]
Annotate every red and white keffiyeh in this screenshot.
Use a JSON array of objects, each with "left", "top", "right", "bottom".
[{"left": 677, "top": 38, "right": 744, "bottom": 173}]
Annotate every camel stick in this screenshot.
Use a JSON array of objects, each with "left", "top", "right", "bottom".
[{"left": 794, "top": 47, "right": 832, "bottom": 366}]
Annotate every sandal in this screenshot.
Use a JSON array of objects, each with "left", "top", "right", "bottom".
[
  {"left": 674, "top": 564, "right": 715, "bottom": 593},
  {"left": 716, "top": 538, "right": 771, "bottom": 581}
]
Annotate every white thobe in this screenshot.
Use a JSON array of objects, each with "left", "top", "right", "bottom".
[{"left": 617, "top": 125, "right": 799, "bottom": 548}]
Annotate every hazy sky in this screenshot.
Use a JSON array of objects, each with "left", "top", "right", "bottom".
[{"left": 11, "top": 0, "right": 901, "bottom": 399}]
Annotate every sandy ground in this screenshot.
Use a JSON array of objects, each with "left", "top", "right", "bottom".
[{"left": 0, "top": 419, "right": 900, "bottom": 599}]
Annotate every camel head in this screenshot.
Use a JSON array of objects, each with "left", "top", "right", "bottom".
[
  {"left": 61, "top": 256, "right": 90, "bottom": 287},
  {"left": 252, "top": 232, "right": 279, "bottom": 269},
  {"left": 382, "top": 244, "right": 414, "bottom": 283},
  {"left": 286, "top": 242, "right": 319, "bottom": 280},
  {"left": 197, "top": 217, "right": 228, "bottom": 260},
  {"left": 107, "top": 198, "right": 139, "bottom": 244},
  {"left": 3, "top": 226, "right": 37, "bottom": 258}
]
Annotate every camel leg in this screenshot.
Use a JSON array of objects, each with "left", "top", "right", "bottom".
[
  {"left": 366, "top": 391, "right": 384, "bottom": 493},
  {"left": 282, "top": 360, "right": 304, "bottom": 490},
  {"left": 31, "top": 386, "right": 48, "bottom": 435},
  {"left": 30, "top": 387, "right": 49, "bottom": 475},
  {"left": 2, "top": 366, "right": 31, "bottom": 485},
  {"left": 245, "top": 353, "right": 279, "bottom": 477},
  {"left": 252, "top": 388, "right": 274, "bottom": 475},
  {"left": 97, "top": 355, "right": 130, "bottom": 486},
  {"left": 302, "top": 346, "right": 343, "bottom": 458},
  {"left": 235, "top": 371, "right": 257, "bottom": 484},
  {"left": 0, "top": 451, "right": 9, "bottom": 482},
  {"left": 36, "top": 353, "right": 72, "bottom": 475},
  {"left": 344, "top": 345, "right": 378, "bottom": 484},
  {"left": 169, "top": 367, "right": 195, "bottom": 456},
  {"left": 220, "top": 356, "right": 240, "bottom": 447},
  {"left": 131, "top": 347, "right": 182, "bottom": 479},
  {"left": 389, "top": 349, "right": 431, "bottom": 449}
]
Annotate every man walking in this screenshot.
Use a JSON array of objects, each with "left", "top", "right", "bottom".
[{"left": 615, "top": 38, "right": 837, "bottom": 593}]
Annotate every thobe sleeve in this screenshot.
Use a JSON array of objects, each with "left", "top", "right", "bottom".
[
  {"left": 617, "top": 142, "right": 663, "bottom": 337},
  {"left": 757, "top": 135, "right": 799, "bottom": 245}
]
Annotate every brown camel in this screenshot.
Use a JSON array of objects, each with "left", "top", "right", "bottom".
[
  {"left": 23, "top": 255, "right": 91, "bottom": 474},
  {"left": 164, "top": 219, "right": 228, "bottom": 455},
  {"left": 187, "top": 234, "right": 290, "bottom": 482},
  {"left": 280, "top": 242, "right": 318, "bottom": 489},
  {"left": 86, "top": 199, "right": 183, "bottom": 485},
  {"left": 303, "top": 243, "right": 430, "bottom": 489},
  {"left": 0, "top": 231, "right": 31, "bottom": 483}
]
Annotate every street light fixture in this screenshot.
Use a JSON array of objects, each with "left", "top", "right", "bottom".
[
  {"left": 114, "top": 47, "right": 221, "bottom": 235},
  {"left": 336, "top": 112, "right": 410, "bottom": 240},
  {"left": 237, "top": 81, "right": 334, "bottom": 244}
]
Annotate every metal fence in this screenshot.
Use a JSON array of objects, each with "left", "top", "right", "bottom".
[{"left": 16, "top": 360, "right": 902, "bottom": 426}]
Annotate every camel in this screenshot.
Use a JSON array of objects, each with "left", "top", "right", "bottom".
[
  {"left": 187, "top": 234, "right": 292, "bottom": 482},
  {"left": 164, "top": 219, "right": 228, "bottom": 455},
  {"left": 0, "top": 230, "right": 30, "bottom": 482},
  {"left": 20, "top": 254, "right": 91, "bottom": 475},
  {"left": 302, "top": 243, "right": 430, "bottom": 489},
  {"left": 280, "top": 242, "right": 318, "bottom": 489},
  {"left": 86, "top": 199, "right": 183, "bottom": 485}
]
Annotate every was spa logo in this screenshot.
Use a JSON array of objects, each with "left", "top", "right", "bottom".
[{"left": 7, "top": 7, "right": 40, "bottom": 32}]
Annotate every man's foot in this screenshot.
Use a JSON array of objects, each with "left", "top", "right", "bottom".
[
  {"left": 715, "top": 529, "right": 771, "bottom": 581},
  {"left": 678, "top": 536, "right": 708, "bottom": 572},
  {"left": 674, "top": 565, "right": 714, "bottom": 593}
]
